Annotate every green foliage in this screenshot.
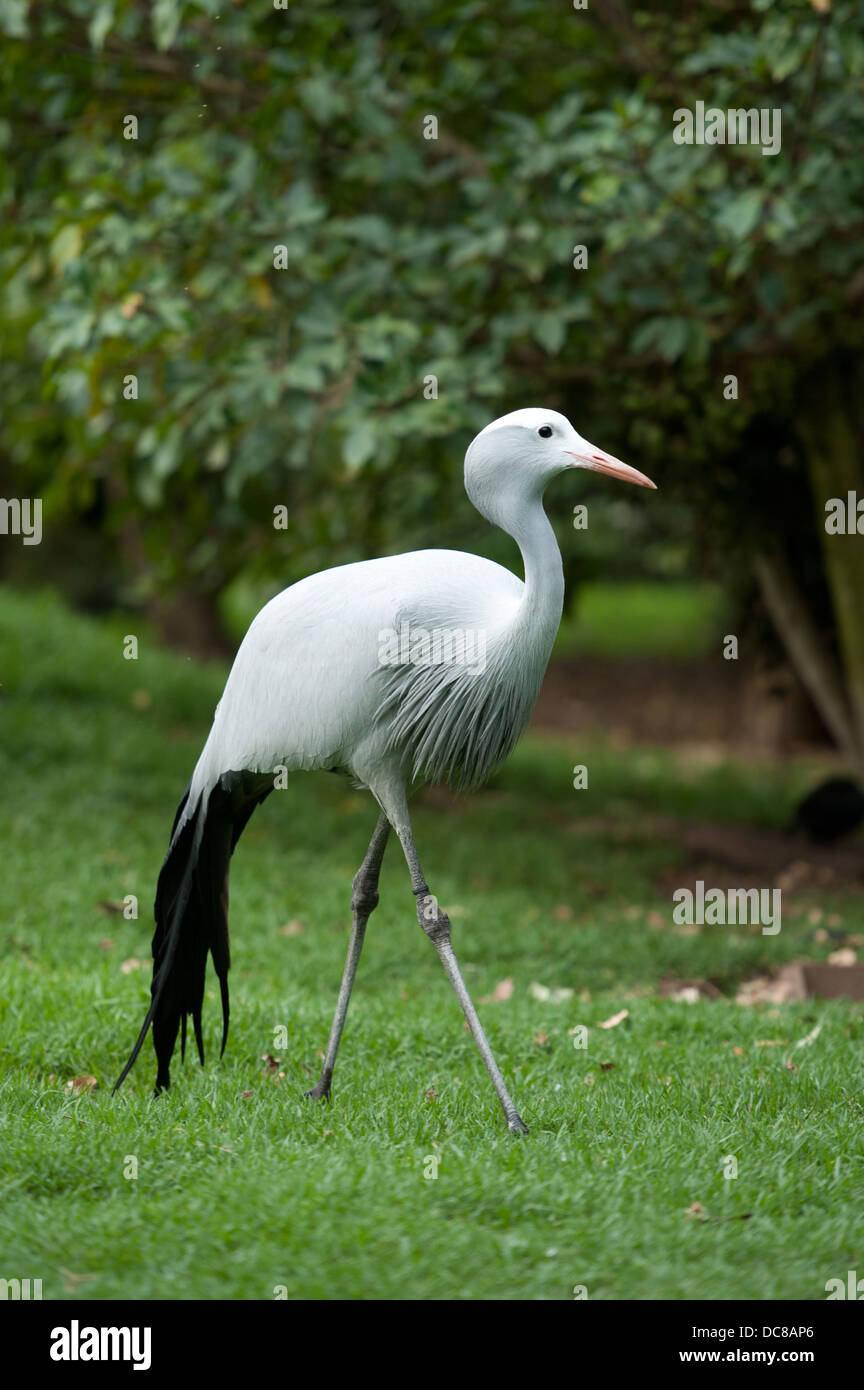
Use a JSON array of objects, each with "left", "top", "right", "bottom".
[{"left": 1, "top": 0, "right": 862, "bottom": 609}]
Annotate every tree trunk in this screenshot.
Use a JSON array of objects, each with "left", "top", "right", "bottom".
[
  {"left": 797, "top": 365, "right": 864, "bottom": 775},
  {"left": 144, "top": 588, "right": 234, "bottom": 662},
  {"left": 753, "top": 550, "right": 858, "bottom": 768}
]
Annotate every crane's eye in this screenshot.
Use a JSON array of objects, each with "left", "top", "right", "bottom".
[{"left": 538, "top": 425, "right": 553, "bottom": 438}]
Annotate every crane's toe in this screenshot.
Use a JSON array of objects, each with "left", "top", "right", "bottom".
[
  {"left": 304, "top": 1077, "right": 332, "bottom": 1102},
  {"left": 507, "top": 1113, "right": 529, "bottom": 1135}
]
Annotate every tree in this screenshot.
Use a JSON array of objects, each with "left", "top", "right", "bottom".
[{"left": 1, "top": 0, "right": 862, "bottom": 761}]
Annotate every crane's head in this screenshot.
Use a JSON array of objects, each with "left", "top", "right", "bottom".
[{"left": 465, "top": 408, "right": 656, "bottom": 504}]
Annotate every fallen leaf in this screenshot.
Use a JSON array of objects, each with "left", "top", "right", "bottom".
[
  {"left": 532, "top": 1029, "right": 549, "bottom": 1047},
  {"left": 480, "top": 977, "right": 514, "bottom": 1004},
  {"left": 528, "top": 981, "right": 574, "bottom": 1004},
  {"left": 669, "top": 986, "right": 701, "bottom": 1004},
  {"left": 552, "top": 904, "right": 573, "bottom": 920},
  {"left": 684, "top": 1202, "right": 708, "bottom": 1220},
  {"left": 99, "top": 938, "right": 115, "bottom": 951},
  {"left": 97, "top": 900, "right": 124, "bottom": 916},
  {"left": 647, "top": 910, "right": 665, "bottom": 931},
  {"left": 60, "top": 1268, "right": 97, "bottom": 1292},
  {"left": 785, "top": 1059, "right": 798, "bottom": 1072},
  {"left": 240, "top": 1090, "right": 253, "bottom": 1100},
  {"left": 599, "top": 1009, "right": 629, "bottom": 1030},
  {"left": 261, "top": 1053, "right": 281, "bottom": 1075},
  {"left": 828, "top": 947, "right": 856, "bottom": 966},
  {"left": 130, "top": 689, "right": 152, "bottom": 710},
  {"left": 67, "top": 1075, "right": 97, "bottom": 1095},
  {"left": 755, "top": 1039, "right": 785, "bottom": 1048},
  {"left": 600, "top": 1062, "right": 615, "bottom": 1072},
  {"left": 795, "top": 1024, "right": 822, "bottom": 1049},
  {"left": 278, "top": 920, "right": 304, "bottom": 937},
  {"left": 424, "top": 1087, "right": 438, "bottom": 1101},
  {"left": 120, "top": 957, "right": 145, "bottom": 974},
  {"left": 732, "top": 1046, "right": 744, "bottom": 1056}
]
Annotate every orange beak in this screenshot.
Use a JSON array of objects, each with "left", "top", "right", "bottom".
[{"left": 566, "top": 445, "right": 657, "bottom": 490}]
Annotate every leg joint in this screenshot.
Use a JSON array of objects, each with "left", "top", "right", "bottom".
[
  {"left": 416, "top": 892, "right": 451, "bottom": 947},
  {"left": 351, "top": 872, "right": 380, "bottom": 919}
]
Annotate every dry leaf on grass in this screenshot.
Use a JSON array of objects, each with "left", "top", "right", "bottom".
[
  {"left": 795, "top": 1024, "right": 822, "bottom": 1049},
  {"left": 528, "top": 982, "right": 574, "bottom": 1004},
  {"left": 480, "top": 977, "right": 514, "bottom": 1004},
  {"left": 278, "top": 920, "right": 304, "bottom": 937},
  {"left": 684, "top": 1202, "right": 708, "bottom": 1220},
  {"left": 532, "top": 1029, "right": 549, "bottom": 1047},
  {"left": 668, "top": 986, "right": 702, "bottom": 1004},
  {"left": 120, "top": 958, "right": 145, "bottom": 974},
  {"left": 67, "top": 1075, "right": 97, "bottom": 1095},
  {"left": 599, "top": 1008, "right": 629, "bottom": 1030},
  {"left": 60, "top": 1268, "right": 98, "bottom": 1292}
]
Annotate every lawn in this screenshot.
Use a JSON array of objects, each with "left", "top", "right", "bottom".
[{"left": 1, "top": 587, "right": 862, "bottom": 1300}]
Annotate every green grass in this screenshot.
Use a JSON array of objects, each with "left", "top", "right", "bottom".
[
  {"left": 556, "top": 580, "right": 730, "bottom": 659},
  {"left": 1, "top": 587, "right": 862, "bottom": 1301}
]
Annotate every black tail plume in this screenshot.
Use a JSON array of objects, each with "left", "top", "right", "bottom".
[{"left": 113, "top": 771, "right": 272, "bottom": 1094}]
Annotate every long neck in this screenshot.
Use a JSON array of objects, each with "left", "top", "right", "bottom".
[
  {"left": 466, "top": 465, "right": 566, "bottom": 661},
  {"left": 508, "top": 498, "right": 565, "bottom": 656}
]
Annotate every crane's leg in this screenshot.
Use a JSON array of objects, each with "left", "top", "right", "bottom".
[
  {"left": 304, "top": 812, "right": 390, "bottom": 1103},
  {"left": 393, "top": 810, "right": 528, "bottom": 1135}
]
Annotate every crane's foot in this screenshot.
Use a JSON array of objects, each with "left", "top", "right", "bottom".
[
  {"left": 303, "top": 1073, "right": 332, "bottom": 1102},
  {"left": 507, "top": 1113, "right": 529, "bottom": 1136}
]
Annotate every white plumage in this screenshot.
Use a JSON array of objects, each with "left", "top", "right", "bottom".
[{"left": 116, "top": 407, "right": 656, "bottom": 1133}]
